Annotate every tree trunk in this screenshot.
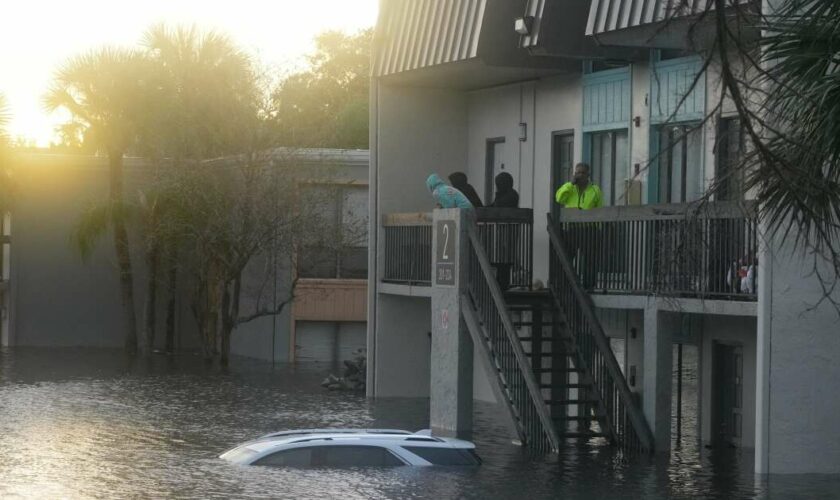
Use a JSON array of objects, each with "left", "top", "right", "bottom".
[
  {"left": 220, "top": 282, "right": 232, "bottom": 367},
  {"left": 109, "top": 152, "right": 138, "bottom": 354},
  {"left": 143, "top": 242, "right": 159, "bottom": 354},
  {"left": 165, "top": 257, "right": 177, "bottom": 354},
  {"left": 220, "top": 320, "right": 232, "bottom": 367}
]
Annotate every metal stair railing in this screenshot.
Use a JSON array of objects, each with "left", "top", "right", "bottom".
[
  {"left": 461, "top": 219, "right": 560, "bottom": 453},
  {"left": 547, "top": 214, "right": 654, "bottom": 453}
]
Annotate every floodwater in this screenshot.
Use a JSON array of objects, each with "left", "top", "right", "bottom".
[{"left": 0, "top": 348, "right": 838, "bottom": 499}]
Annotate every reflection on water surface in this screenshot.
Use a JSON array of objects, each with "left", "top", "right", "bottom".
[{"left": 0, "top": 348, "right": 837, "bottom": 499}]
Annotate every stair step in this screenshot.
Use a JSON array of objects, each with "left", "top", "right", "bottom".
[
  {"left": 559, "top": 432, "right": 609, "bottom": 439},
  {"left": 540, "top": 383, "right": 589, "bottom": 389},
  {"left": 545, "top": 399, "right": 600, "bottom": 405},
  {"left": 535, "top": 367, "right": 584, "bottom": 373},
  {"left": 553, "top": 415, "right": 605, "bottom": 422}
]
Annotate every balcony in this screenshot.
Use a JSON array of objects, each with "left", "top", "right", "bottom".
[
  {"left": 554, "top": 201, "right": 758, "bottom": 301},
  {"left": 382, "top": 202, "right": 757, "bottom": 302},
  {"left": 382, "top": 208, "right": 534, "bottom": 289}
]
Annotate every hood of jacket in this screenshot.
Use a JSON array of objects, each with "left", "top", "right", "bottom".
[{"left": 426, "top": 173, "right": 445, "bottom": 193}]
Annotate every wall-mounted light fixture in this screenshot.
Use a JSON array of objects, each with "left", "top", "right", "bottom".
[
  {"left": 629, "top": 365, "right": 637, "bottom": 387},
  {"left": 519, "top": 122, "right": 527, "bottom": 141},
  {"left": 514, "top": 16, "right": 534, "bottom": 36},
  {"left": 634, "top": 116, "right": 641, "bottom": 127}
]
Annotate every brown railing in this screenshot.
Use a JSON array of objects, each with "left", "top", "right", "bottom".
[
  {"left": 462, "top": 218, "right": 559, "bottom": 453},
  {"left": 382, "top": 213, "right": 433, "bottom": 286},
  {"left": 548, "top": 215, "right": 654, "bottom": 454},
  {"left": 382, "top": 209, "right": 534, "bottom": 288},
  {"left": 555, "top": 201, "right": 758, "bottom": 300}
]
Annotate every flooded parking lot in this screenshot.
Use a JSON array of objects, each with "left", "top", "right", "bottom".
[{"left": 0, "top": 348, "right": 837, "bottom": 499}]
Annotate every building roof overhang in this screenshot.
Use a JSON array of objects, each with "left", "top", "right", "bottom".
[
  {"left": 585, "top": 0, "right": 760, "bottom": 50},
  {"left": 372, "top": 0, "right": 610, "bottom": 89}
]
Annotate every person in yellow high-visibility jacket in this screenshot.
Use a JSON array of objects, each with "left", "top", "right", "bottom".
[
  {"left": 555, "top": 162, "right": 603, "bottom": 209},
  {"left": 554, "top": 162, "right": 602, "bottom": 289}
]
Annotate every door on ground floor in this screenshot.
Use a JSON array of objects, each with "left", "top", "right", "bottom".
[{"left": 711, "top": 342, "right": 743, "bottom": 447}]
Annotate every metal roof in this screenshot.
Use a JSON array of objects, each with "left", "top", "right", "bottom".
[
  {"left": 587, "top": 0, "right": 677, "bottom": 36},
  {"left": 585, "top": 0, "right": 757, "bottom": 37},
  {"left": 373, "top": 0, "right": 487, "bottom": 77}
]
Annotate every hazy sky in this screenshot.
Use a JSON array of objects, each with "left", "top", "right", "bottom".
[{"left": 1, "top": 0, "right": 379, "bottom": 146}]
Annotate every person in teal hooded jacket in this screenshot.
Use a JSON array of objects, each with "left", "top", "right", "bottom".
[{"left": 426, "top": 173, "right": 474, "bottom": 210}]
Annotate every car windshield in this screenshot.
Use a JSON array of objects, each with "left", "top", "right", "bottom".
[
  {"left": 401, "top": 446, "right": 481, "bottom": 465},
  {"left": 254, "top": 445, "right": 405, "bottom": 467}
]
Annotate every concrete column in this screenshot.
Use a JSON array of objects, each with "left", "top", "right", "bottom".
[
  {"left": 643, "top": 301, "right": 674, "bottom": 452},
  {"left": 430, "top": 208, "right": 474, "bottom": 438},
  {"left": 754, "top": 219, "right": 773, "bottom": 474}
]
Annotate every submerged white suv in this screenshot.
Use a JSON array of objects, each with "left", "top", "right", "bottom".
[{"left": 220, "top": 429, "right": 481, "bottom": 467}]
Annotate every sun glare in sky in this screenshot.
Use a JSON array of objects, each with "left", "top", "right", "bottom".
[{"left": 1, "top": 0, "right": 380, "bottom": 146}]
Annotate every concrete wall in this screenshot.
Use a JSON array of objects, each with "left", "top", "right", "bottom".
[
  {"left": 374, "top": 84, "right": 468, "bottom": 217},
  {"left": 534, "top": 75, "right": 584, "bottom": 281},
  {"left": 374, "top": 294, "right": 432, "bottom": 397},
  {"left": 758, "top": 233, "right": 840, "bottom": 473},
  {"left": 7, "top": 155, "right": 194, "bottom": 349},
  {"left": 463, "top": 76, "right": 583, "bottom": 283},
  {"left": 8, "top": 152, "right": 366, "bottom": 360},
  {"left": 465, "top": 83, "right": 534, "bottom": 208},
  {"left": 229, "top": 314, "right": 290, "bottom": 362},
  {"left": 369, "top": 83, "right": 468, "bottom": 397}
]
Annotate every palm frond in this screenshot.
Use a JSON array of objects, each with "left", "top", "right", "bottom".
[{"left": 70, "top": 200, "right": 139, "bottom": 262}]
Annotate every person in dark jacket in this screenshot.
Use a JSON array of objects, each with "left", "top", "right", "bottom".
[
  {"left": 490, "top": 171, "right": 519, "bottom": 208},
  {"left": 448, "top": 172, "right": 483, "bottom": 207}
]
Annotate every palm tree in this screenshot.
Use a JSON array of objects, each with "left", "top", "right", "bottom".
[
  {"left": 44, "top": 48, "right": 154, "bottom": 354},
  {"left": 137, "top": 24, "right": 260, "bottom": 356},
  {"left": 141, "top": 24, "right": 257, "bottom": 161}
]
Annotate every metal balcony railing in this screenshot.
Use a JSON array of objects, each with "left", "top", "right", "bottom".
[
  {"left": 548, "top": 215, "right": 654, "bottom": 453},
  {"left": 555, "top": 201, "right": 758, "bottom": 300},
  {"left": 382, "top": 209, "right": 534, "bottom": 289},
  {"left": 382, "top": 213, "right": 433, "bottom": 286}
]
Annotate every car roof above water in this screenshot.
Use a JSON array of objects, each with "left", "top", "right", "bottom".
[{"left": 241, "top": 429, "right": 474, "bottom": 453}]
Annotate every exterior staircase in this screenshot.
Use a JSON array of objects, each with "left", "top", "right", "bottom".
[
  {"left": 460, "top": 214, "right": 653, "bottom": 453},
  {"left": 506, "top": 290, "right": 612, "bottom": 443}
]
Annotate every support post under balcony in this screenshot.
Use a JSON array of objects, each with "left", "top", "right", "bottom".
[
  {"left": 643, "top": 301, "right": 677, "bottom": 452},
  {"left": 429, "top": 208, "right": 474, "bottom": 439}
]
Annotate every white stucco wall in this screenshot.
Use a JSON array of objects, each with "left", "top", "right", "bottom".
[
  {"left": 374, "top": 294, "right": 432, "bottom": 397},
  {"left": 466, "top": 83, "right": 532, "bottom": 208},
  {"left": 9, "top": 155, "right": 201, "bottom": 351},
  {"left": 370, "top": 83, "right": 468, "bottom": 397},
  {"left": 464, "top": 75, "right": 583, "bottom": 284},
  {"left": 375, "top": 84, "right": 468, "bottom": 216},
  {"left": 534, "top": 75, "right": 583, "bottom": 282},
  {"left": 758, "top": 234, "right": 840, "bottom": 473}
]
